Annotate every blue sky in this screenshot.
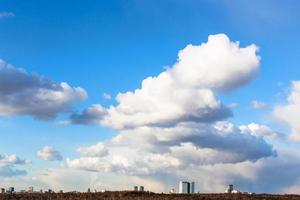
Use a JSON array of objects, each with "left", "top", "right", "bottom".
[{"left": 1, "top": 0, "right": 300, "bottom": 193}]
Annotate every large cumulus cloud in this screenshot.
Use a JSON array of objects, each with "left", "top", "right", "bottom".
[
  {"left": 99, "top": 34, "right": 259, "bottom": 129},
  {"left": 71, "top": 34, "right": 259, "bottom": 128},
  {"left": 0, "top": 60, "right": 87, "bottom": 120},
  {"left": 67, "top": 34, "right": 276, "bottom": 180},
  {"left": 67, "top": 122, "right": 276, "bottom": 175}
]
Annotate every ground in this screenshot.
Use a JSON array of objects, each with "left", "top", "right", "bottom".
[{"left": 1, "top": 192, "right": 300, "bottom": 200}]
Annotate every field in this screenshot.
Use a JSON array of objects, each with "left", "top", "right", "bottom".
[{"left": 1, "top": 192, "right": 300, "bottom": 200}]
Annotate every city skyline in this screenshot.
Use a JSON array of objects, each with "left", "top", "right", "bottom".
[{"left": 0, "top": 0, "right": 300, "bottom": 194}]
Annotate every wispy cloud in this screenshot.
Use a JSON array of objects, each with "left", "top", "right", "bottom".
[{"left": 0, "top": 11, "right": 15, "bottom": 19}]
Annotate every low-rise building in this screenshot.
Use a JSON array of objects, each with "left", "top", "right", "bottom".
[
  {"left": 7, "top": 187, "right": 14, "bottom": 194},
  {"left": 28, "top": 186, "right": 34, "bottom": 193},
  {"left": 225, "top": 184, "right": 240, "bottom": 194},
  {"left": 169, "top": 188, "right": 176, "bottom": 194}
]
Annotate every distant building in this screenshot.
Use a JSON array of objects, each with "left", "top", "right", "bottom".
[
  {"left": 0, "top": 188, "right": 5, "bottom": 194},
  {"left": 139, "top": 186, "right": 144, "bottom": 192},
  {"left": 190, "top": 182, "right": 195, "bottom": 194},
  {"left": 225, "top": 184, "right": 233, "bottom": 193},
  {"left": 179, "top": 181, "right": 195, "bottom": 194},
  {"left": 87, "top": 188, "right": 91, "bottom": 193},
  {"left": 7, "top": 187, "right": 14, "bottom": 194},
  {"left": 28, "top": 186, "right": 34, "bottom": 193},
  {"left": 133, "top": 186, "right": 144, "bottom": 192},
  {"left": 169, "top": 188, "right": 176, "bottom": 194}
]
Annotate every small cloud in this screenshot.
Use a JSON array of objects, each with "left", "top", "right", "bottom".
[
  {"left": 0, "top": 11, "right": 15, "bottom": 19},
  {"left": 70, "top": 104, "right": 107, "bottom": 125},
  {"left": 37, "top": 146, "right": 63, "bottom": 161},
  {"left": 239, "top": 123, "right": 280, "bottom": 140},
  {"left": 77, "top": 142, "right": 108, "bottom": 157},
  {"left": 228, "top": 102, "right": 238, "bottom": 108},
  {"left": 251, "top": 100, "right": 267, "bottom": 110},
  {"left": 102, "top": 93, "right": 111, "bottom": 100}
]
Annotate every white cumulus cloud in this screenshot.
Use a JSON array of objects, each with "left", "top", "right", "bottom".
[
  {"left": 273, "top": 81, "right": 300, "bottom": 141},
  {"left": 72, "top": 34, "right": 260, "bottom": 129},
  {"left": 66, "top": 121, "right": 276, "bottom": 175}
]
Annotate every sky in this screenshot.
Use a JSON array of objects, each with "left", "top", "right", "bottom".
[{"left": 1, "top": 0, "right": 300, "bottom": 194}]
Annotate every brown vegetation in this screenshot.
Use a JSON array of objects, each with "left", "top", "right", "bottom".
[{"left": 1, "top": 191, "right": 300, "bottom": 200}]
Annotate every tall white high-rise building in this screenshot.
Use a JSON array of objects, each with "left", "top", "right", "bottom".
[
  {"left": 179, "top": 181, "right": 188, "bottom": 193},
  {"left": 179, "top": 181, "right": 195, "bottom": 194}
]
